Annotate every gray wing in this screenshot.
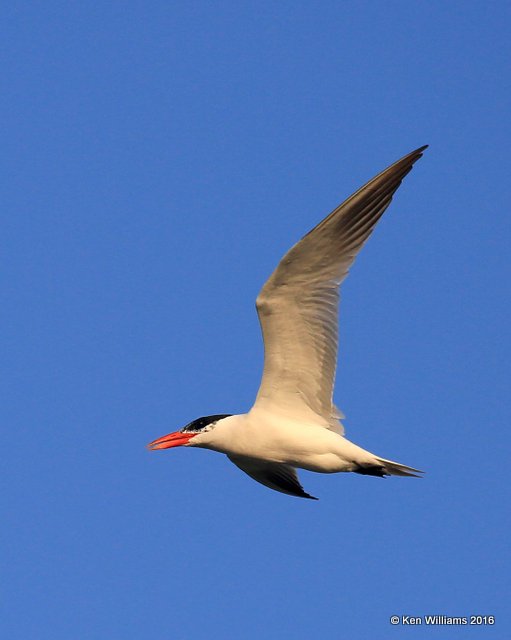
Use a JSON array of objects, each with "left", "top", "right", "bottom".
[
  {"left": 253, "top": 146, "right": 427, "bottom": 431},
  {"left": 227, "top": 455, "right": 318, "bottom": 500}
]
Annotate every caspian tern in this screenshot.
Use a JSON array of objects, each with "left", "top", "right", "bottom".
[{"left": 149, "top": 146, "right": 427, "bottom": 499}]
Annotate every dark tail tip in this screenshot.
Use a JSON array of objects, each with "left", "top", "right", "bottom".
[{"left": 353, "top": 463, "right": 388, "bottom": 478}]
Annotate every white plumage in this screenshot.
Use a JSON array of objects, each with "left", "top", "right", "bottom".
[{"left": 149, "top": 146, "right": 427, "bottom": 499}]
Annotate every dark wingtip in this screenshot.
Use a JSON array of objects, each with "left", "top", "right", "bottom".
[
  {"left": 405, "top": 145, "right": 428, "bottom": 161},
  {"left": 400, "top": 145, "right": 428, "bottom": 162}
]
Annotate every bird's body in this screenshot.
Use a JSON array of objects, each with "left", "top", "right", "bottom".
[
  {"left": 149, "top": 146, "right": 427, "bottom": 499},
  {"left": 192, "top": 411, "right": 376, "bottom": 474}
]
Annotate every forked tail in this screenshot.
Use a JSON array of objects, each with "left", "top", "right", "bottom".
[
  {"left": 375, "top": 456, "right": 423, "bottom": 477},
  {"left": 354, "top": 457, "right": 423, "bottom": 478}
]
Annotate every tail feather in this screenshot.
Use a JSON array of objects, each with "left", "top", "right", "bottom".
[{"left": 375, "top": 457, "right": 424, "bottom": 478}]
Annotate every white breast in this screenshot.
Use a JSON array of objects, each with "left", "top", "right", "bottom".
[{"left": 194, "top": 410, "right": 375, "bottom": 473}]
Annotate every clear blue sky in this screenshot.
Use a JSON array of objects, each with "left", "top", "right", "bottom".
[{"left": 2, "top": 2, "right": 509, "bottom": 638}]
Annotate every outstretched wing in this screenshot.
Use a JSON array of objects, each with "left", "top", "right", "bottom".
[
  {"left": 228, "top": 455, "right": 318, "bottom": 500},
  {"left": 253, "top": 146, "right": 427, "bottom": 431}
]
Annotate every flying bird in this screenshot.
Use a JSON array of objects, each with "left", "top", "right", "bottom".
[{"left": 148, "top": 146, "right": 427, "bottom": 499}]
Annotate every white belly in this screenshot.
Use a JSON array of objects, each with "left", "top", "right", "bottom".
[{"left": 198, "top": 410, "right": 377, "bottom": 474}]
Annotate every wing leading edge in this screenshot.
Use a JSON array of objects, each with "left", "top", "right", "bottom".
[{"left": 253, "top": 146, "right": 428, "bottom": 429}]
